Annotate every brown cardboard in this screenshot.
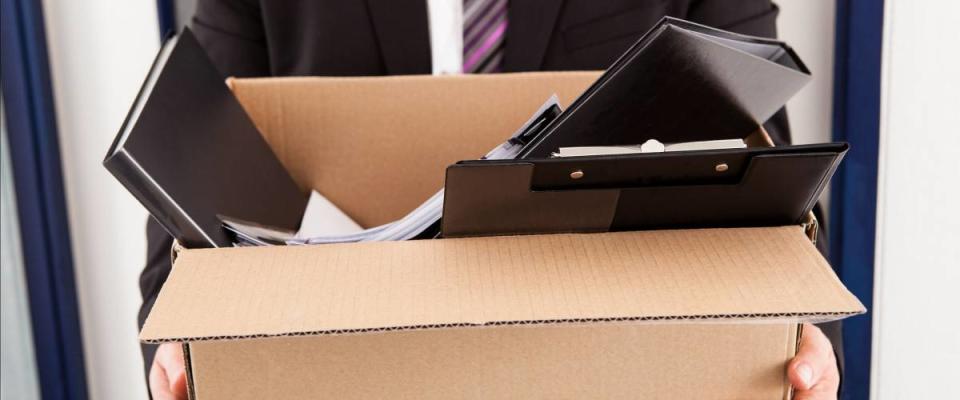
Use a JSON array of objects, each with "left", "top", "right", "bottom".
[
  {"left": 141, "top": 226, "right": 860, "bottom": 343},
  {"left": 228, "top": 72, "right": 599, "bottom": 227},
  {"left": 142, "top": 72, "right": 864, "bottom": 399},
  {"left": 187, "top": 324, "right": 797, "bottom": 400}
]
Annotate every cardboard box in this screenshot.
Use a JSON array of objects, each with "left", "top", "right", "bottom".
[{"left": 140, "top": 72, "right": 864, "bottom": 399}]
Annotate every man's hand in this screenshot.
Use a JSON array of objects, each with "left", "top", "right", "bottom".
[
  {"left": 149, "top": 342, "right": 188, "bottom": 400},
  {"left": 789, "top": 323, "right": 840, "bottom": 400}
]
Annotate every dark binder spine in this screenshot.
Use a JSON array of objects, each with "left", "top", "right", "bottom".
[{"left": 103, "top": 149, "right": 214, "bottom": 248}]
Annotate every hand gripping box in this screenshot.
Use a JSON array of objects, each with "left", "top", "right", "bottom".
[{"left": 139, "top": 72, "right": 864, "bottom": 399}]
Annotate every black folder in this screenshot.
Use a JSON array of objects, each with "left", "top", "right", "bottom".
[
  {"left": 442, "top": 143, "right": 847, "bottom": 238},
  {"left": 104, "top": 29, "right": 307, "bottom": 248},
  {"left": 519, "top": 17, "right": 812, "bottom": 158}
]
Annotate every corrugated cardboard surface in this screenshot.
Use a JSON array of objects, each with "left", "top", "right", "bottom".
[
  {"left": 189, "top": 324, "right": 796, "bottom": 400},
  {"left": 141, "top": 226, "right": 862, "bottom": 343},
  {"left": 228, "top": 72, "right": 599, "bottom": 227}
]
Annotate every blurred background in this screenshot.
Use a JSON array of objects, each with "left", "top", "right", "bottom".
[{"left": 1, "top": 0, "right": 957, "bottom": 399}]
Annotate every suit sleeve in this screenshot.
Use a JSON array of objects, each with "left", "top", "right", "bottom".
[
  {"left": 138, "top": 0, "right": 271, "bottom": 379},
  {"left": 687, "top": 0, "right": 846, "bottom": 384}
]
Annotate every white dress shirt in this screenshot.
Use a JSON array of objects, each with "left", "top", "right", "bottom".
[{"left": 426, "top": 0, "right": 464, "bottom": 74}]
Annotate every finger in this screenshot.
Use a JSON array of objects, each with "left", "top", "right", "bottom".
[
  {"left": 150, "top": 343, "right": 187, "bottom": 400},
  {"left": 792, "top": 370, "right": 841, "bottom": 400},
  {"left": 168, "top": 360, "right": 189, "bottom": 400},
  {"left": 159, "top": 344, "right": 188, "bottom": 400},
  {"left": 792, "top": 387, "right": 834, "bottom": 400},
  {"left": 788, "top": 324, "right": 835, "bottom": 391},
  {"left": 149, "top": 359, "right": 176, "bottom": 400},
  {"left": 795, "top": 370, "right": 841, "bottom": 400}
]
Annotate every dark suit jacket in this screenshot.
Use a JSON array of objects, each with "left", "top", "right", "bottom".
[{"left": 141, "top": 0, "right": 841, "bottom": 383}]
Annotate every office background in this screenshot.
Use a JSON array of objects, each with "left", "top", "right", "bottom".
[{"left": 1, "top": 0, "right": 957, "bottom": 399}]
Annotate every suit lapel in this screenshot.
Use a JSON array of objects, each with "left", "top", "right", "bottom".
[
  {"left": 366, "top": 0, "right": 432, "bottom": 74},
  {"left": 503, "top": 0, "right": 564, "bottom": 71}
]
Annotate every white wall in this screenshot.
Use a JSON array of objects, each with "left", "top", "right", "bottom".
[
  {"left": 777, "top": 0, "right": 836, "bottom": 146},
  {"left": 872, "top": 0, "right": 960, "bottom": 398},
  {"left": 2, "top": 102, "right": 42, "bottom": 400},
  {"left": 41, "top": 1, "right": 159, "bottom": 399},
  {"left": 777, "top": 0, "right": 836, "bottom": 212}
]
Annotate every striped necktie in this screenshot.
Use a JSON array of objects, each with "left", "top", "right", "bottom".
[{"left": 463, "top": 0, "right": 508, "bottom": 73}]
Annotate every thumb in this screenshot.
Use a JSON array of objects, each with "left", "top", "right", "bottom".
[
  {"left": 151, "top": 343, "right": 188, "bottom": 400},
  {"left": 789, "top": 360, "right": 818, "bottom": 391},
  {"left": 787, "top": 323, "right": 832, "bottom": 391},
  {"left": 168, "top": 364, "right": 188, "bottom": 400}
]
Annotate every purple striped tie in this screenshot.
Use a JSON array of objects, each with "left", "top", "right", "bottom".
[{"left": 463, "top": 0, "right": 507, "bottom": 73}]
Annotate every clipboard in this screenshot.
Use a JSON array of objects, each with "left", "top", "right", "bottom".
[{"left": 441, "top": 143, "right": 847, "bottom": 238}]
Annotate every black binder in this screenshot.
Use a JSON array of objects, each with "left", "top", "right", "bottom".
[
  {"left": 442, "top": 143, "right": 847, "bottom": 238},
  {"left": 104, "top": 29, "right": 307, "bottom": 248},
  {"left": 519, "top": 17, "right": 812, "bottom": 159}
]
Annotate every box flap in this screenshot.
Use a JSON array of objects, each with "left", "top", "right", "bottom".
[
  {"left": 141, "top": 226, "right": 864, "bottom": 343},
  {"left": 228, "top": 72, "right": 599, "bottom": 227}
]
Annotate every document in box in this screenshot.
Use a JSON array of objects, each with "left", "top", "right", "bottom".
[
  {"left": 296, "top": 191, "right": 364, "bottom": 239},
  {"left": 223, "top": 95, "right": 563, "bottom": 246},
  {"left": 222, "top": 190, "right": 363, "bottom": 246}
]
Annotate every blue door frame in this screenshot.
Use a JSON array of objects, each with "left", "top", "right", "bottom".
[
  {"left": 0, "top": 0, "right": 88, "bottom": 398},
  {"left": 156, "top": 0, "right": 176, "bottom": 37},
  {"left": 831, "top": 1, "right": 885, "bottom": 399}
]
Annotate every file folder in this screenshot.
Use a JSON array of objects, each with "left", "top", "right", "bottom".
[
  {"left": 519, "top": 17, "right": 812, "bottom": 158},
  {"left": 442, "top": 142, "right": 847, "bottom": 238},
  {"left": 103, "top": 29, "right": 307, "bottom": 248}
]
